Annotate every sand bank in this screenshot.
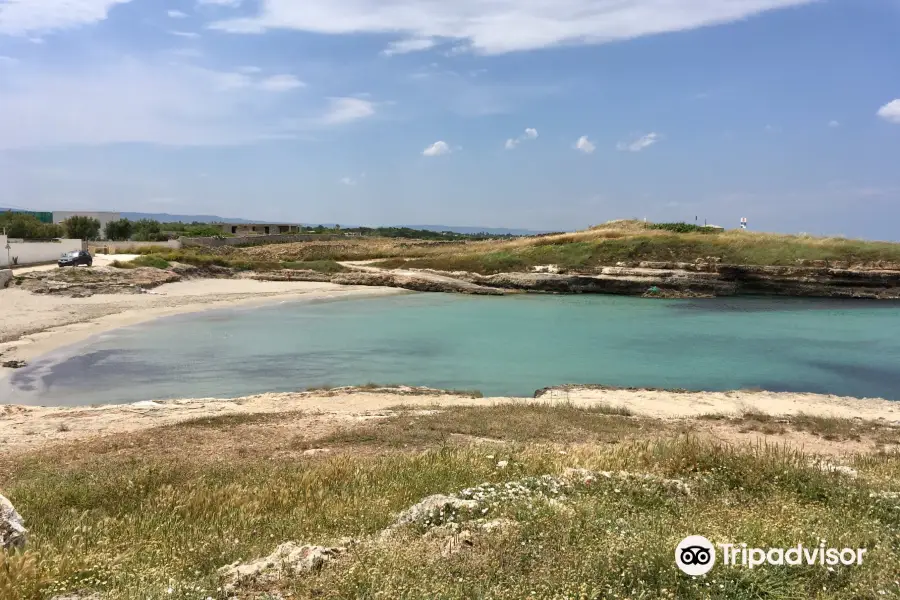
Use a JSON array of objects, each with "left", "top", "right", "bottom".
[
  {"left": 0, "top": 279, "right": 405, "bottom": 380},
  {"left": 1, "top": 386, "right": 898, "bottom": 454}
]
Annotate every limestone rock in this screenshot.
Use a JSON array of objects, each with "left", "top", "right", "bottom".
[
  {"left": 0, "top": 493, "right": 27, "bottom": 550},
  {"left": 218, "top": 542, "right": 344, "bottom": 591},
  {"left": 393, "top": 494, "right": 479, "bottom": 528}
]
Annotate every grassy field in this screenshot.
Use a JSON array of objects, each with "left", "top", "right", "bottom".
[
  {"left": 2, "top": 404, "right": 899, "bottom": 600},
  {"left": 113, "top": 222, "right": 900, "bottom": 277}
]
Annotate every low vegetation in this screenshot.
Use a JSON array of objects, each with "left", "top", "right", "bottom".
[
  {"left": 2, "top": 405, "right": 899, "bottom": 599},
  {"left": 99, "top": 221, "right": 900, "bottom": 279}
]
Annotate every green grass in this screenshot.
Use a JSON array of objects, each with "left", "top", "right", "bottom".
[
  {"left": 2, "top": 425, "right": 899, "bottom": 600},
  {"left": 110, "top": 255, "right": 172, "bottom": 269},
  {"left": 648, "top": 222, "right": 724, "bottom": 234},
  {"left": 372, "top": 232, "right": 900, "bottom": 275}
]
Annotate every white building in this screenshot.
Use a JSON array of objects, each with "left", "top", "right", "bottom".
[{"left": 53, "top": 211, "right": 121, "bottom": 240}]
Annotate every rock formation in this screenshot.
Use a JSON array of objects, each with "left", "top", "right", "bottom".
[{"left": 0, "top": 493, "right": 27, "bottom": 550}]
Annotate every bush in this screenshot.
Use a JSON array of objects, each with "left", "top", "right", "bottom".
[
  {"left": 63, "top": 216, "right": 101, "bottom": 241},
  {"left": 110, "top": 255, "right": 172, "bottom": 269},
  {"left": 132, "top": 219, "right": 167, "bottom": 242},
  {"left": 648, "top": 222, "right": 723, "bottom": 234}
]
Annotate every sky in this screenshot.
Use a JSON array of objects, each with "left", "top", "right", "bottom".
[{"left": 0, "top": 0, "right": 898, "bottom": 238}]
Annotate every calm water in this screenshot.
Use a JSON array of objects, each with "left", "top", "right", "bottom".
[{"left": 4, "top": 294, "right": 900, "bottom": 406}]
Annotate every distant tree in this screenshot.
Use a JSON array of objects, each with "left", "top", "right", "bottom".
[
  {"left": 104, "top": 218, "right": 133, "bottom": 241},
  {"left": 132, "top": 219, "right": 165, "bottom": 242},
  {"left": 63, "top": 216, "right": 101, "bottom": 241},
  {"left": 0, "top": 211, "right": 64, "bottom": 239}
]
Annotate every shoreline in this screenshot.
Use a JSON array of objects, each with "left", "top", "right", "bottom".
[
  {"left": 1, "top": 385, "right": 898, "bottom": 455},
  {"left": 0, "top": 279, "right": 407, "bottom": 382}
]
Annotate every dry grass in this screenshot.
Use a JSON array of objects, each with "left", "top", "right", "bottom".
[
  {"left": 119, "top": 223, "right": 900, "bottom": 277},
  {"left": 3, "top": 405, "right": 900, "bottom": 600},
  {"left": 700, "top": 412, "right": 900, "bottom": 446}
]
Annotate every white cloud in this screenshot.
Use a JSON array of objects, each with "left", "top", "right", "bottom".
[
  {"left": 209, "top": 0, "right": 816, "bottom": 54},
  {"left": 197, "top": 0, "right": 243, "bottom": 5},
  {"left": 877, "top": 99, "right": 900, "bottom": 124},
  {"left": 169, "top": 30, "right": 200, "bottom": 38},
  {"left": 828, "top": 120, "right": 840, "bottom": 128},
  {"left": 574, "top": 135, "right": 595, "bottom": 154},
  {"left": 423, "top": 140, "right": 451, "bottom": 157},
  {"left": 319, "top": 97, "right": 376, "bottom": 125},
  {"left": 237, "top": 65, "right": 262, "bottom": 74},
  {"left": 0, "top": 58, "right": 370, "bottom": 148},
  {"left": 259, "top": 74, "right": 305, "bottom": 92},
  {"left": 617, "top": 132, "right": 659, "bottom": 152},
  {"left": 168, "top": 10, "right": 188, "bottom": 18},
  {"left": 505, "top": 127, "right": 539, "bottom": 149},
  {"left": 0, "top": 0, "right": 134, "bottom": 36},
  {"left": 213, "top": 71, "right": 252, "bottom": 90},
  {"left": 0, "top": 55, "right": 19, "bottom": 65},
  {"left": 340, "top": 177, "right": 356, "bottom": 186},
  {"left": 382, "top": 38, "right": 437, "bottom": 56}
]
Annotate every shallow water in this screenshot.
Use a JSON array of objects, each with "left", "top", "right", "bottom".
[{"left": 4, "top": 294, "right": 900, "bottom": 406}]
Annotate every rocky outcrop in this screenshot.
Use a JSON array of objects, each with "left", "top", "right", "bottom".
[
  {"left": 218, "top": 542, "right": 347, "bottom": 592},
  {"left": 407, "top": 263, "right": 900, "bottom": 299},
  {"left": 0, "top": 269, "right": 12, "bottom": 289},
  {"left": 331, "top": 270, "right": 505, "bottom": 296},
  {"left": 15, "top": 267, "right": 181, "bottom": 297},
  {"left": 0, "top": 493, "right": 27, "bottom": 550}
]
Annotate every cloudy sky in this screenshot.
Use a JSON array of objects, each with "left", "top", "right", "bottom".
[{"left": 0, "top": 0, "right": 898, "bottom": 237}]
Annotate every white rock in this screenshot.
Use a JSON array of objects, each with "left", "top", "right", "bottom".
[
  {"left": 393, "top": 494, "right": 479, "bottom": 527},
  {"left": 218, "top": 542, "right": 344, "bottom": 591},
  {"left": 0, "top": 493, "right": 27, "bottom": 550}
]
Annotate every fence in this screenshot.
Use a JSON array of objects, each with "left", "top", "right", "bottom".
[
  {"left": 0, "top": 236, "right": 83, "bottom": 267},
  {"left": 181, "top": 234, "right": 346, "bottom": 248}
]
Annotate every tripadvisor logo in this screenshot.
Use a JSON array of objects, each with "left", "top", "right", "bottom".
[{"left": 675, "top": 536, "right": 867, "bottom": 575}]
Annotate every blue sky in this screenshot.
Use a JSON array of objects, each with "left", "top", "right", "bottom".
[{"left": 0, "top": 0, "right": 898, "bottom": 238}]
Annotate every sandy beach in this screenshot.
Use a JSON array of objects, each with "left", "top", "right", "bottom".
[
  {"left": 0, "top": 279, "right": 406, "bottom": 381},
  {"left": 2, "top": 385, "right": 899, "bottom": 454}
]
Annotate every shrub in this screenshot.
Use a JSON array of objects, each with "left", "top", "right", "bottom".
[{"left": 648, "top": 222, "right": 723, "bottom": 234}]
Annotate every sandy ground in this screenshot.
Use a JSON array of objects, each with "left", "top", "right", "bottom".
[
  {"left": 10, "top": 253, "right": 141, "bottom": 274},
  {"left": 2, "top": 386, "right": 899, "bottom": 454},
  {"left": 0, "top": 279, "right": 406, "bottom": 379}
]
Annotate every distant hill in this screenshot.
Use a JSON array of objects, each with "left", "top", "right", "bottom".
[
  {"left": 120, "top": 213, "right": 548, "bottom": 235},
  {"left": 121, "top": 212, "right": 255, "bottom": 224},
  {"left": 403, "top": 225, "right": 550, "bottom": 236}
]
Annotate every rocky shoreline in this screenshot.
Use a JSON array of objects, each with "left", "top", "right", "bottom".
[{"left": 5, "top": 260, "right": 900, "bottom": 299}]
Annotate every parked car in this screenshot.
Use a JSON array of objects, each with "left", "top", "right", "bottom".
[{"left": 58, "top": 250, "right": 93, "bottom": 268}]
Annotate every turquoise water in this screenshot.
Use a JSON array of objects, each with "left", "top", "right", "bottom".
[{"left": 4, "top": 293, "right": 900, "bottom": 406}]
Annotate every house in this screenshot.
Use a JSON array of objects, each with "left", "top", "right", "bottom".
[{"left": 214, "top": 223, "right": 302, "bottom": 236}]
